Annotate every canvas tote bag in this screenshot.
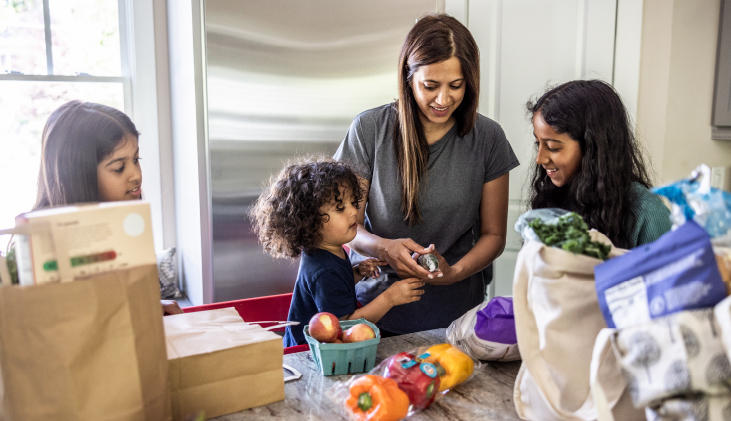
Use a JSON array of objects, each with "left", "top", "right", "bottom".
[
  {"left": 0, "top": 225, "right": 171, "bottom": 421},
  {"left": 512, "top": 234, "right": 644, "bottom": 421}
]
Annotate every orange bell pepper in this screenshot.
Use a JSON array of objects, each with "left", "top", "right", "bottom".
[
  {"left": 345, "top": 375, "right": 410, "bottom": 421},
  {"left": 424, "top": 344, "right": 474, "bottom": 392}
]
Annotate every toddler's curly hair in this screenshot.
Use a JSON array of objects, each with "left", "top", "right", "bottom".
[{"left": 250, "top": 156, "right": 364, "bottom": 259}]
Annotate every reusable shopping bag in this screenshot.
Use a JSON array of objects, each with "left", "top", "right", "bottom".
[{"left": 512, "top": 233, "right": 644, "bottom": 421}]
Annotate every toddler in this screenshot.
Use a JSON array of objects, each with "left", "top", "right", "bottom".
[{"left": 250, "top": 157, "right": 424, "bottom": 346}]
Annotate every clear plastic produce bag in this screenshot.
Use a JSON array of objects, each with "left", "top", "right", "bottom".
[
  {"left": 446, "top": 297, "right": 520, "bottom": 362},
  {"left": 329, "top": 343, "right": 480, "bottom": 420},
  {"left": 514, "top": 208, "right": 570, "bottom": 242},
  {"left": 654, "top": 164, "right": 731, "bottom": 289}
]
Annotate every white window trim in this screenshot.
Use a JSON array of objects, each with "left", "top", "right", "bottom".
[{"left": 120, "top": 0, "right": 175, "bottom": 253}]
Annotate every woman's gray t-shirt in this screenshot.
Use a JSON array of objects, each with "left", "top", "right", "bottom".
[{"left": 334, "top": 104, "right": 519, "bottom": 333}]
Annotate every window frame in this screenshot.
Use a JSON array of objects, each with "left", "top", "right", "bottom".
[
  {"left": 0, "top": 0, "right": 133, "bottom": 114},
  {"left": 0, "top": 0, "right": 171, "bottom": 253}
]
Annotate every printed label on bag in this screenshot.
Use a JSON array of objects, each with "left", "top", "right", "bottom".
[
  {"left": 597, "top": 223, "right": 725, "bottom": 329},
  {"left": 604, "top": 276, "right": 651, "bottom": 328},
  {"left": 604, "top": 250, "right": 716, "bottom": 328},
  {"left": 464, "top": 333, "right": 520, "bottom": 361}
]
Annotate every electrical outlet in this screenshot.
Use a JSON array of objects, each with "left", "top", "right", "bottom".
[{"left": 711, "top": 166, "right": 731, "bottom": 191}]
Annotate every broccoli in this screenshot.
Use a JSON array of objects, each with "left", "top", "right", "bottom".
[{"left": 528, "top": 212, "right": 611, "bottom": 260}]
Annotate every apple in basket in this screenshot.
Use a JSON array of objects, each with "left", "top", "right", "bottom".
[
  {"left": 308, "top": 312, "right": 341, "bottom": 343},
  {"left": 343, "top": 323, "right": 376, "bottom": 343}
]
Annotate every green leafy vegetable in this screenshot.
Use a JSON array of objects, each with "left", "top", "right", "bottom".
[
  {"left": 6, "top": 247, "right": 18, "bottom": 285},
  {"left": 528, "top": 212, "right": 611, "bottom": 260}
]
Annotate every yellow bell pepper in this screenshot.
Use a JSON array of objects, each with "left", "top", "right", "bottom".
[{"left": 424, "top": 344, "right": 474, "bottom": 392}]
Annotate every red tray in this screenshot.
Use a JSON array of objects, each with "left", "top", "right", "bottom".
[{"left": 184, "top": 293, "right": 309, "bottom": 355}]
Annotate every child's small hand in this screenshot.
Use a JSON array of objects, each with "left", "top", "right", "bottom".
[
  {"left": 385, "top": 278, "right": 425, "bottom": 306},
  {"left": 356, "top": 258, "right": 387, "bottom": 279}
]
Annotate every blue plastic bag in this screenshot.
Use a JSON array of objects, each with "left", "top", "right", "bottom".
[{"left": 653, "top": 164, "right": 731, "bottom": 241}]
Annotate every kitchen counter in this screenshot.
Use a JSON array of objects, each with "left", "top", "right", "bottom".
[{"left": 213, "top": 328, "right": 522, "bottom": 420}]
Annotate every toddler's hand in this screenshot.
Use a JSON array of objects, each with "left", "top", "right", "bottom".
[
  {"left": 356, "top": 258, "right": 387, "bottom": 279},
  {"left": 385, "top": 278, "right": 425, "bottom": 306}
]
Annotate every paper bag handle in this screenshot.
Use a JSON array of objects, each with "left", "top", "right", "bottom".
[
  {"left": 258, "top": 321, "right": 299, "bottom": 331},
  {"left": 0, "top": 223, "right": 73, "bottom": 283},
  {"left": 283, "top": 364, "right": 302, "bottom": 382}
]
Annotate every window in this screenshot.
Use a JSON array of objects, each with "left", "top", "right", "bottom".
[{"left": 0, "top": 0, "right": 131, "bottom": 249}]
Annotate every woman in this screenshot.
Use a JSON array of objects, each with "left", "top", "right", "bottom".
[
  {"left": 528, "top": 80, "right": 671, "bottom": 248},
  {"left": 334, "top": 14, "right": 519, "bottom": 334},
  {"left": 34, "top": 100, "right": 183, "bottom": 314}
]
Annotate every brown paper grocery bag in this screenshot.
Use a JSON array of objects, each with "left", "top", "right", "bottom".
[
  {"left": 0, "top": 264, "right": 171, "bottom": 421},
  {"left": 165, "top": 308, "right": 284, "bottom": 420}
]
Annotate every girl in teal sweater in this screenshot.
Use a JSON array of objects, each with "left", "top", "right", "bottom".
[{"left": 528, "top": 80, "right": 671, "bottom": 248}]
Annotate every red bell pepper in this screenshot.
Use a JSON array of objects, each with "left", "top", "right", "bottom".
[{"left": 383, "top": 352, "right": 441, "bottom": 410}]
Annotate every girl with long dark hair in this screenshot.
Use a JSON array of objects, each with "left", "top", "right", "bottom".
[
  {"left": 36, "top": 100, "right": 142, "bottom": 208},
  {"left": 33, "top": 100, "right": 183, "bottom": 314},
  {"left": 334, "top": 14, "right": 519, "bottom": 335},
  {"left": 528, "top": 80, "right": 671, "bottom": 248}
]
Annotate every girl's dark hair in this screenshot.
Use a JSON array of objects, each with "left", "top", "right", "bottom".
[
  {"left": 249, "top": 157, "right": 364, "bottom": 259},
  {"left": 34, "top": 100, "right": 139, "bottom": 209},
  {"left": 394, "top": 13, "right": 479, "bottom": 225},
  {"left": 527, "top": 79, "right": 653, "bottom": 248}
]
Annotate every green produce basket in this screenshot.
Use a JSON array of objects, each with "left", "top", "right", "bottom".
[{"left": 304, "top": 319, "right": 380, "bottom": 376}]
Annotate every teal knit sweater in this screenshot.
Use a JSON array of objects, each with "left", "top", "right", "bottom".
[{"left": 626, "top": 182, "right": 672, "bottom": 248}]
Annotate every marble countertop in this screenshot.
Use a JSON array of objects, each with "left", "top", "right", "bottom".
[{"left": 213, "top": 329, "right": 522, "bottom": 421}]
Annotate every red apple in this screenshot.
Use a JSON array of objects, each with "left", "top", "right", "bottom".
[
  {"left": 342, "top": 323, "right": 376, "bottom": 343},
  {"left": 308, "top": 312, "right": 340, "bottom": 343},
  {"left": 333, "top": 338, "right": 344, "bottom": 344},
  {"left": 337, "top": 327, "right": 343, "bottom": 340}
]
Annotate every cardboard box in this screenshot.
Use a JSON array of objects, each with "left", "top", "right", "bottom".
[
  {"left": 164, "top": 308, "right": 285, "bottom": 420},
  {"left": 14, "top": 201, "right": 155, "bottom": 284}
]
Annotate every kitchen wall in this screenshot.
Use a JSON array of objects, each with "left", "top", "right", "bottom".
[
  {"left": 638, "top": 0, "right": 731, "bottom": 186},
  {"left": 463, "top": 0, "right": 618, "bottom": 298}
]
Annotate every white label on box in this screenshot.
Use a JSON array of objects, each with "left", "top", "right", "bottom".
[{"left": 604, "top": 276, "right": 651, "bottom": 328}]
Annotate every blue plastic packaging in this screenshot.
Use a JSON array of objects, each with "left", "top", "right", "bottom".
[
  {"left": 595, "top": 221, "right": 725, "bottom": 329},
  {"left": 653, "top": 164, "right": 731, "bottom": 240}
]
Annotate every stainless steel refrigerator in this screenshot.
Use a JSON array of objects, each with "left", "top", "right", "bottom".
[{"left": 204, "top": 0, "right": 437, "bottom": 301}]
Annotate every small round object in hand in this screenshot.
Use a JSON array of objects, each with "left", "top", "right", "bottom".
[{"left": 417, "top": 254, "right": 439, "bottom": 272}]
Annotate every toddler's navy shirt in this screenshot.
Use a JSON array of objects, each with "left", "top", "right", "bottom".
[{"left": 283, "top": 249, "right": 358, "bottom": 347}]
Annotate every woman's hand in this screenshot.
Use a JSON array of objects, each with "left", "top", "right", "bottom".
[
  {"left": 380, "top": 238, "right": 435, "bottom": 280},
  {"left": 162, "top": 300, "right": 184, "bottom": 315},
  {"left": 414, "top": 247, "right": 462, "bottom": 285},
  {"left": 356, "top": 257, "right": 387, "bottom": 279}
]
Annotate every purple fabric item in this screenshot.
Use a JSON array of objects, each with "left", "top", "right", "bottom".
[{"left": 474, "top": 297, "right": 517, "bottom": 344}]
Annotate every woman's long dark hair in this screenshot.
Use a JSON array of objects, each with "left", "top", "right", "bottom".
[
  {"left": 527, "top": 80, "right": 652, "bottom": 248},
  {"left": 394, "top": 13, "right": 479, "bottom": 225},
  {"left": 35, "top": 100, "right": 139, "bottom": 209}
]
